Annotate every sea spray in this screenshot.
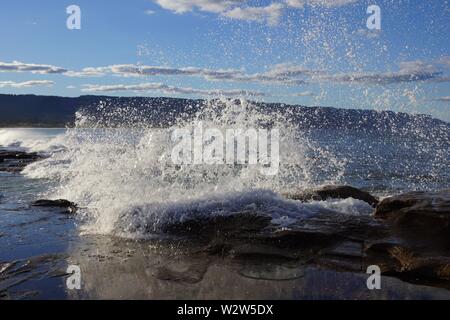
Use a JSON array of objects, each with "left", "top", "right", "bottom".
[{"left": 23, "top": 98, "right": 347, "bottom": 237}]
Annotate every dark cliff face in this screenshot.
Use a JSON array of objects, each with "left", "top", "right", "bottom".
[{"left": 0, "top": 94, "right": 448, "bottom": 135}]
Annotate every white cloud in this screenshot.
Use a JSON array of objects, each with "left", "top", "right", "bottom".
[
  {"left": 153, "top": 0, "right": 359, "bottom": 15},
  {"left": 81, "top": 82, "right": 265, "bottom": 97},
  {"left": 65, "top": 68, "right": 107, "bottom": 77},
  {"left": 67, "top": 64, "right": 245, "bottom": 80},
  {"left": 0, "top": 61, "right": 67, "bottom": 74},
  {"left": 257, "top": 63, "right": 321, "bottom": 78},
  {"left": 314, "top": 60, "right": 449, "bottom": 85},
  {"left": 151, "top": 0, "right": 361, "bottom": 26},
  {"left": 222, "top": 3, "right": 285, "bottom": 26},
  {"left": 438, "top": 56, "right": 450, "bottom": 68},
  {"left": 153, "top": 0, "right": 245, "bottom": 14},
  {"left": 68, "top": 63, "right": 315, "bottom": 85},
  {"left": 292, "top": 91, "right": 316, "bottom": 96},
  {"left": 66, "top": 60, "right": 450, "bottom": 86},
  {"left": 6, "top": 58, "right": 446, "bottom": 91},
  {"left": 144, "top": 9, "right": 156, "bottom": 15},
  {"left": 0, "top": 80, "right": 54, "bottom": 88},
  {"left": 285, "top": 0, "right": 358, "bottom": 8},
  {"left": 433, "top": 96, "right": 450, "bottom": 102}
]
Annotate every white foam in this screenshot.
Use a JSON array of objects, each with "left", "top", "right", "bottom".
[
  {"left": 98, "top": 190, "right": 374, "bottom": 238},
  {"left": 0, "top": 128, "right": 66, "bottom": 153},
  {"left": 20, "top": 99, "right": 349, "bottom": 237}
]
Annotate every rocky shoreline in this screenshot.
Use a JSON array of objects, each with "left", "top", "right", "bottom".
[
  {"left": 148, "top": 187, "right": 449, "bottom": 289},
  {"left": 0, "top": 149, "right": 43, "bottom": 173},
  {"left": 31, "top": 189, "right": 450, "bottom": 288},
  {"left": 1, "top": 148, "right": 450, "bottom": 293}
]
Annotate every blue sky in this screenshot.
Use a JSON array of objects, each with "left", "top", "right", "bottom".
[{"left": 0, "top": 0, "right": 449, "bottom": 120}]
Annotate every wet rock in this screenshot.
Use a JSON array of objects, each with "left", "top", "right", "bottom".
[
  {"left": 360, "top": 241, "right": 403, "bottom": 275},
  {"left": 121, "top": 187, "right": 450, "bottom": 289},
  {"left": 229, "top": 243, "right": 301, "bottom": 261},
  {"left": 0, "top": 254, "right": 68, "bottom": 294},
  {"left": 374, "top": 190, "right": 450, "bottom": 229},
  {"left": 0, "top": 262, "right": 17, "bottom": 275},
  {"left": 364, "top": 243, "right": 450, "bottom": 283},
  {"left": 161, "top": 212, "right": 271, "bottom": 238},
  {"left": 0, "top": 151, "right": 40, "bottom": 161},
  {"left": 320, "top": 241, "right": 364, "bottom": 259},
  {"left": 197, "top": 242, "right": 234, "bottom": 256},
  {"left": 0, "top": 149, "right": 43, "bottom": 173},
  {"left": 155, "top": 261, "right": 209, "bottom": 284},
  {"left": 0, "top": 166, "right": 23, "bottom": 173},
  {"left": 307, "top": 239, "right": 450, "bottom": 285},
  {"left": 32, "top": 199, "right": 77, "bottom": 214},
  {"left": 285, "top": 185, "right": 379, "bottom": 207},
  {"left": 256, "top": 214, "right": 386, "bottom": 248},
  {"left": 254, "top": 228, "right": 340, "bottom": 250},
  {"left": 238, "top": 262, "right": 305, "bottom": 281},
  {"left": 314, "top": 256, "right": 363, "bottom": 272}
]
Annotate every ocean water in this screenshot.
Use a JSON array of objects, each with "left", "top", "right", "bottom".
[
  {"left": 0, "top": 99, "right": 449, "bottom": 299},
  {"left": 1, "top": 99, "right": 449, "bottom": 238}
]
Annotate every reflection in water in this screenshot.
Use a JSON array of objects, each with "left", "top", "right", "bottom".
[{"left": 67, "top": 236, "right": 450, "bottom": 300}]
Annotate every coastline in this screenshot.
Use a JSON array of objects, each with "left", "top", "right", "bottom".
[{"left": 1, "top": 146, "right": 450, "bottom": 299}]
